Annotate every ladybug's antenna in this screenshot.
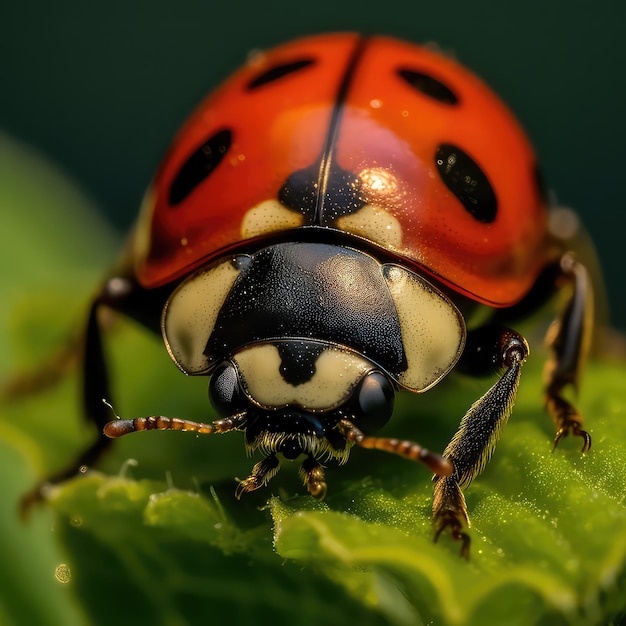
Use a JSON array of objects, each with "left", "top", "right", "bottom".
[
  {"left": 103, "top": 407, "right": 248, "bottom": 439},
  {"left": 337, "top": 418, "right": 453, "bottom": 477}
]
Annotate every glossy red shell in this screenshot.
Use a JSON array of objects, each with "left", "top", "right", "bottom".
[{"left": 135, "top": 33, "right": 550, "bottom": 306}]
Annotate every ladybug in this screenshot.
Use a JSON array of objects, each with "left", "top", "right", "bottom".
[{"left": 30, "top": 33, "right": 594, "bottom": 556}]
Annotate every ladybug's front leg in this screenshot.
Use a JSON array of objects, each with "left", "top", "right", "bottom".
[
  {"left": 544, "top": 253, "right": 593, "bottom": 452},
  {"left": 433, "top": 327, "right": 529, "bottom": 558}
]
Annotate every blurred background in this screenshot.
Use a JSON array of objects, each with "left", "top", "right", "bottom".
[{"left": 1, "top": 0, "right": 625, "bottom": 330}]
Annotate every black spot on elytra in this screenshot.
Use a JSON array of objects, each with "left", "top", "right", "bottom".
[
  {"left": 279, "top": 163, "right": 320, "bottom": 216},
  {"left": 397, "top": 68, "right": 458, "bottom": 105},
  {"left": 279, "top": 161, "right": 366, "bottom": 222},
  {"left": 247, "top": 59, "right": 315, "bottom": 89},
  {"left": 169, "top": 129, "right": 232, "bottom": 205},
  {"left": 435, "top": 144, "right": 497, "bottom": 223}
]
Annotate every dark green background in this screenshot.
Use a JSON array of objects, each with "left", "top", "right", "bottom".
[{"left": 1, "top": 0, "right": 625, "bottom": 329}]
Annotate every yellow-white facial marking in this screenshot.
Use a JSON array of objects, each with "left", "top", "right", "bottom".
[
  {"left": 232, "top": 343, "right": 374, "bottom": 411},
  {"left": 240, "top": 199, "right": 305, "bottom": 239},
  {"left": 335, "top": 203, "right": 403, "bottom": 250},
  {"left": 384, "top": 265, "right": 465, "bottom": 392},
  {"left": 162, "top": 259, "right": 241, "bottom": 374}
]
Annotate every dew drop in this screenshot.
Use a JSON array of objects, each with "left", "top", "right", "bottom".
[{"left": 55, "top": 563, "right": 71, "bottom": 584}]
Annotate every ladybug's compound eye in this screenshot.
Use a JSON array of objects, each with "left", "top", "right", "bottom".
[
  {"left": 354, "top": 371, "right": 395, "bottom": 435},
  {"left": 209, "top": 362, "right": 247, "bottom": 417}
]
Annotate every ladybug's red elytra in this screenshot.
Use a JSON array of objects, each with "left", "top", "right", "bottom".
[{"left": 27, "top": 33, "right": 594, "bottom": 557}]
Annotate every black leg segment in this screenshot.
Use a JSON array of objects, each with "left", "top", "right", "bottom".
[
  {"left": 543, "top": 254, "right": 593, "bottom": 452},
  {"left": 433, "top": 327, "right": 529, "bottom": 556}
]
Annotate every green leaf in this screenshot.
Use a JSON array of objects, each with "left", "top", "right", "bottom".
[{"left": 2, "top": 133, "right": 626, "bottom": 626}]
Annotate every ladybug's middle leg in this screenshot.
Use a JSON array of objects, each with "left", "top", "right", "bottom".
[
  {"left": 543, "top": 254, "right": 593, "bottom": 452},
  {"left": 433, "top": 327, "right": 529, "bottom": 558},
  {"left": 490, "top": 253, "right": 594, "bottom": 452}
]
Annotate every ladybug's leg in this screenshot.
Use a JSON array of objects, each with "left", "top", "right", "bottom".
[
  {"left": 21, "top": 275, "right": 171, "bottom": 515},
  {"left": 543, "top": 254, "right": 593, "bottom": 452},
  {"left": 20, "top": 297, "right": 113, "bottom": 515},
  {"left": 235, "top": 454, "right": 281, "bottom": 499},
  {"left": 77, "top": 274, "right": 174, "bottom": 438},
  {"left": 236, "top": 452, "right": 328, "bottom": 500},
  {"left": 299, "top": 455, "right": 328, "bottom": 499},
  {"left": 433, "top": 327, "right": 529, "bottom": 558},
  {"left": 489, "top": 252, "right": 594, "bottom": 451}
]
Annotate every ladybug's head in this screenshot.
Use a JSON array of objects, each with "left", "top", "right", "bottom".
[
  {"left": 208, "top": 341, "right": 396, "bottom": 462},
  {"left": 161, "top": 241, "right": 465, "bottom": 495}
]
